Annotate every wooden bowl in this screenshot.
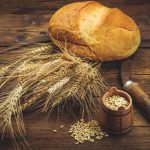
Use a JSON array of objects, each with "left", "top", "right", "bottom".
[{"left": 99, "top": 87, "right": 134, "bottom": 135}]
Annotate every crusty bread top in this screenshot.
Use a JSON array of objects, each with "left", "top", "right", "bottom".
[{"left": 49, "top": 1, "right": 141, "bottom": 61}]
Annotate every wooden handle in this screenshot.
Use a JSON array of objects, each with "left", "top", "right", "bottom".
[{"left": 124, "top": 82, "right": 150, "bottom": 117}]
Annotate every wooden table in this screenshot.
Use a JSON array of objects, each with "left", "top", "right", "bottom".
[{"left": 0, "top": 0, "right": 150, "bottom": 149}]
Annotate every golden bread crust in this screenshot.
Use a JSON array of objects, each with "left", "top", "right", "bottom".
[{"left": 49, "top": 1, "right": 141, "bottom": 61}]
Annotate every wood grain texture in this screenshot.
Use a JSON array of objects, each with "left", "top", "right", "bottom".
[
  {"left": 0, "top": 113, "right": 150, "bottom": 150},
  {"left": 0, "top": 0, "right": 150, "bottom": 150}
]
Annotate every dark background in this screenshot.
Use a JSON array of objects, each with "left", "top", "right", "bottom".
[{"left": 0, "top": 0, "right": 150, "bottom": 150}]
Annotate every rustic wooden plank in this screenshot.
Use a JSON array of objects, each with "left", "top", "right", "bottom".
[
  {"left": 0, "top": 14, "right": 50, "bottom": 30},
  {"left": 0, "top": 0, "right": 149, "bottom": 15},
  {"left": 103, "top": 48, "right": 150, "bottom": 75},
  {"left": 105, "top": 74, "right": 150, "bottom": 94},
  {"left": 0, "top": 14, "right": 50, "bottom": 47},
  {"left": 0, "top": 113, "right": 150, "bottom": 150}
]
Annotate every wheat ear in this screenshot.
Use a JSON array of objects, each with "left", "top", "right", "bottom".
[
  {"left": 0, "top": 83, "right": 28, "bottom": 149},
  {"left": 0, "top": 44, "right": 52, "bottom": 86}
]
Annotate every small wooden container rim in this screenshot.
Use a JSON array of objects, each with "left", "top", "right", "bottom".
[{"left": 102, "top": 87, "right": 132, "bottom": 115}]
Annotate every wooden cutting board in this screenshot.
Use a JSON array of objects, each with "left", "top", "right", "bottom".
[{"left": 0, "top": 0, "right": 150, "bottom": 150}]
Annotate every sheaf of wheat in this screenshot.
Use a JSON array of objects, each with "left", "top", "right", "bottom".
[{"left": 0, "top": 43, "right": 106, "bottom": 149}]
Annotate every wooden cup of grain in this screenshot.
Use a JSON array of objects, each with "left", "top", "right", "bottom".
[{"left": 99, "top": 87, "right": 133, "bottom": 135}]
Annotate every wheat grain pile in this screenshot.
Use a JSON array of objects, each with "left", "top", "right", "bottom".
[
  {"left": 69, "top": 119, "right": 108, "bottom": 144},
  {"left": 104, "top": 95, "right": 129, "bottom": 110}
]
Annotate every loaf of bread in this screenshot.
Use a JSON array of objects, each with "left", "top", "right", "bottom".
[{"left": 48, "top": 1, "right": 141, "bottom": 61}]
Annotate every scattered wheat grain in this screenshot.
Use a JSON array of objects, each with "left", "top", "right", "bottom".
[
  {"left": 52, "top": 129, "right": 57, "bottom": 133},
  {"left": 60, "top": 125, "right": 64, "bottom": 129}
]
